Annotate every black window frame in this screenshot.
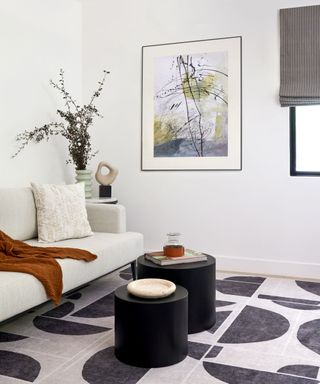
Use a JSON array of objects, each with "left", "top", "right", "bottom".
[{"left": 290, "top": 106, "right": 320, "bottom": 177}]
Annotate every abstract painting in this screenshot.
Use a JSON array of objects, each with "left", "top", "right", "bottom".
[{"left": 142, "top": 37, "right": 242, "bottom": 170}]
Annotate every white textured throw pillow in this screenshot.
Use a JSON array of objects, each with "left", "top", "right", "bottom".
[{"left": 31, "top": 182, "right": 93, "bottom": 242}]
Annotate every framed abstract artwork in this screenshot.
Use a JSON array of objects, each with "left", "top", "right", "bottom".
[{"left": 141, "top": 36, "right": 242, "bottom": 171}]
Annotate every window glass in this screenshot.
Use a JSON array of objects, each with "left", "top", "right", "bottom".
[{"left": 291, "top": 106, "right": 320, "bottom": 175}]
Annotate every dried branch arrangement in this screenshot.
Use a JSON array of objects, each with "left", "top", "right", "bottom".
[{"left": 12, "top": 69, "right": 109, "bottom": 170}]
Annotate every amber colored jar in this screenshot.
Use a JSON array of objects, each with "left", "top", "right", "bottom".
[
  {"left": 163, "top": 232, "right": 184, "bottom": 257},
  {"left": 163, "top": 245, "right": 185, "bottom": 257}
]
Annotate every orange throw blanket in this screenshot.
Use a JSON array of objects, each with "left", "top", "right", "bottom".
[{"left": 0, "top": 231, "right": 97, "bottom": 304}]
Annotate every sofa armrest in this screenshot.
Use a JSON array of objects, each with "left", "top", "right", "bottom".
[{"left": 85, "top": 204, "right": 126, "bottom": 233}]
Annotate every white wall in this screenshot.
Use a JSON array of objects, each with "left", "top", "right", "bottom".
[
  {"left": 0, "top": 0, "right": 82, "bottom": 187},
  {"left": 82, "top": 0, "right": 320, "bottom": 279},
  {"left": 1, "top": 0, "right": 319, "bottom": 279}
]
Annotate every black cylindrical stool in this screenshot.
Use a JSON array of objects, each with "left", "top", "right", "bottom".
[
  {"left": 115, "top": 285, "right": 188, "bottom": 368},
  {"left": 137, "top": 255, "right": 216, "bottom": 334}
]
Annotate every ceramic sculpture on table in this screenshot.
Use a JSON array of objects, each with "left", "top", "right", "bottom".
[{"left": 95, "top": 161, "right": 119, "bottom": 197}]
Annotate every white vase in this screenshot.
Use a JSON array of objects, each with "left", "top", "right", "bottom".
[{"left": 75, "top": 169, "right": 92, "bottom": 199}]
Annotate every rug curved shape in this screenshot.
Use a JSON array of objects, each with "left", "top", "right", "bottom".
[
  {"left": 82, "top": 347, "right": 148, "bottom": 384},
  {"left": 208, "top": 311, "right": 231, "bottom": 334},
  {"left": 278, "top": 364, "right": 319, "bottom": 379},
  {"left": 272, "top": 301, "right": 320, "bottom": 310},
  {"left": 42, "top": 302, "right": 75, "bottom": 318},
  {"left": 0, "top": 350, "right": 40, "bottom": 382},
  {"left": 188, "top": 341, "right": 211, "bottom": 360},
  {"left": 216, "top": 300, "right": 235, "bottom": 307},
  {"left": 216, "top": 281, "right": 259, "bottom": 297},
  {"left": 0, "top": 331, "right": 28, "bottom": 343},
  {"left": 67, "top": 292, "right": 82, "bottom": 300},
  {"left": 219, "top": 305, "right": 290, "bottom": 344},
  {"left": 225, "top": 276, "right": 265, "bottom": 284},
  {"left": 72, "top": 292, "right": 114, "bottom": 318},
  {"left": 33, "top": 316, "right": 109, "bottom": 335},
  {"left": 203, "top": 362, "right": 318, "bottom": 384},
  {"left": 120, "top": 268, "right": 132, "bottom": 281},
  {"left": 296, "top": 281, "right": 320, "bottom": 297},
  {"left": 298, "top": 319, "right": 320, "bottom": 355},
  {"left": 205, "top": 345, "right": 223, "bottom": 358}
]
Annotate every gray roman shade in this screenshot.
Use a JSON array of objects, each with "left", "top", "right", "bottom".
[{"left": 280, "top": 5, "right": 320, "bottom": 106}]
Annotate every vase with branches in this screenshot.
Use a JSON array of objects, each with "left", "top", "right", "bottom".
[{"left": 12, "top": 69, "right": 109, "bottom": 197}]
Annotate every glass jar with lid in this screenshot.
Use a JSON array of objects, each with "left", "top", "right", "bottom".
[{"left": 163, "top": 232, "right": 184, "bottom": 257}]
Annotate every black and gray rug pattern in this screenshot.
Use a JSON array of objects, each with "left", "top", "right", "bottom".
[{"left": 1, "top": 268, "right": 320, "bottom": 383}]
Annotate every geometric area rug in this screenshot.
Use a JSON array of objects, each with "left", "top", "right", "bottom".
[{"left": 1, "top": 268, "right": 320, "bottom": 383}]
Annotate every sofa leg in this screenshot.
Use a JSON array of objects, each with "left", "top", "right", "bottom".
[{"left": 130, "top": 261, "right": 137, "bottom": 280}]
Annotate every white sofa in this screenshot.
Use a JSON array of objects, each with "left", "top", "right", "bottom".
[{"left": 0, "top": 187, "right": 144, "bottom": 323}]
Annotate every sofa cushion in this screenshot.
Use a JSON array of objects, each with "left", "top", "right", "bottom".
[
  {"left": 27, "top": 232, "right": 143, "bottom": 291},
  {"left": 0, "top": 188, "right": 37, "bottom": 241},
  {"left": 0, "top": 231, "right": 143, "bottom": 322},
  {"left": 31, "top": 182, "right": 93, "bottom": 242}
]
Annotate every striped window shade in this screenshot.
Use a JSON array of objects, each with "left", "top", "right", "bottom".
[{"left": 280, "top": 5, "right": 320, "bottom": 107}]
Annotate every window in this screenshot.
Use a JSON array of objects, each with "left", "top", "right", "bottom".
[{"left": 290, "top": 106, "right": 320, "bottom": 176}]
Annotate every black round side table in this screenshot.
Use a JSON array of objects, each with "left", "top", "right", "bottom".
[
  {"left": 137, "top": 255, "right": 216, "bottom": 334},
  {"left": 114, "top": 284, "right": 188, "bottom": 368}
]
